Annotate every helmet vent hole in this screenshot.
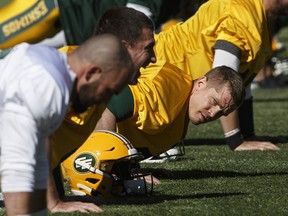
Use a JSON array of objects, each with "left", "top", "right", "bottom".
[
  {"left": 106, "top": 147, "right": 115, "bottom": 151},
  {"left": 86, "top": 178, "right": 99, "bottom": 184}
]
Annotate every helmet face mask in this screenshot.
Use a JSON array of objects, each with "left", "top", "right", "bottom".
[
  {"left": 61, "top": 130, "right": 153, "bottom": 198},
  {"left": 123, "top": 173, "right": 153, "bottom": 196}
]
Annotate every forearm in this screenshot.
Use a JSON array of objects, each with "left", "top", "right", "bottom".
[
  {"left": 219, "top": 109, "right": 244, "bottom": 150},
  {"left": 47, "top": 173, "right": 61, "bottom": 211},
  {"left": 4, "top": 190, "right": 47, "bottom": 215},
  {"left": 94, "top": 108, "right": 117, "bottom": 131},
  {"left": 219, "top": 109, "right": 239, "bottom": 133},
  {"left": 46, "top": 139, "right": 61, "bottom": 211}
]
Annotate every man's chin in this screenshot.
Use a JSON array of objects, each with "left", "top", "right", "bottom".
[{"left": 190, "top": 119, "right": 201, "bottom": 125}]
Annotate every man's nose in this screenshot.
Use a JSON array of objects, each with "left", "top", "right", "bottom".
[{"left": 209, "top": 106, "right": 222, "bottom": 118}]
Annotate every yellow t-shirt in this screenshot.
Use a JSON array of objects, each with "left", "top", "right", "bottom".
[
  {"left": 116, "top": 60, "right": 193, "bottom": 155},
  {"left": 0, "top": 0, "right": 60, "bottom": 49},
  {"left": 154, "top": 0, "right": 272, "bottom": 85}
]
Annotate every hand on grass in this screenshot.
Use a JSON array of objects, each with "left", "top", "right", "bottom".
[
  {"left": 234, "top": 140, "right": 280, "bottom": 151},
  {"left": 49, "top": 196, "right": 103, "bottom": 213},
  {"left": 139, "top": 168, "right": 174, "bottom": 182},
  {"left": 144, "top": 174, "right": 161, "bottom": 185}
]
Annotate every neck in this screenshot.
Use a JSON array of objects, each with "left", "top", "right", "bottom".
[{"left": 67, "top": 53, "right": 82, "bottom": 78}]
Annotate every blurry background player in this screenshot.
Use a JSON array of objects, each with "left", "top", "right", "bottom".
[
  {"left": 0, "top": 34, "right": 133, "bottom": 215},
  {"left": 253, "top": 15, "right": 288, "bottom": 89}
]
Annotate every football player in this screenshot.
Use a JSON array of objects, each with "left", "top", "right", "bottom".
[
  {"left": 0, "top": 34, "right": 133, "bottom": 216},
  {"left": 96, "top": 0, "right": 283, "bottom": 153}
]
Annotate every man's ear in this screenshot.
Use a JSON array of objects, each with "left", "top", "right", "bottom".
[
  {"left": 194, "top": 76, "right": 207, "bottom": 91},
  {"left": 85, "top": 65, "right": 101, "bottom": 81},
  {"left": 122, "top": 40, "right": 131, "bottom": 49}
]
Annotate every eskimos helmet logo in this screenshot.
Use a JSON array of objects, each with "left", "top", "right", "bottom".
[{"left": 73, "top": 152, "right": 97, "bottom": 174}]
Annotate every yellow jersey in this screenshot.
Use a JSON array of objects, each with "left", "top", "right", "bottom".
[
  {"left": 116, "top": 60, "right": 193, "bottom": 155},
  {"left": 154, "top": 0, "right": 272, "bottom": 85}
]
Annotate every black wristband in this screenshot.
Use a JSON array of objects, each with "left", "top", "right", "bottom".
[{"left": 225, "top": 131, "right": 244, "bottom": 150}]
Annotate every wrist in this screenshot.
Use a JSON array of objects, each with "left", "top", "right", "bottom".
[{"left": 224, "top": 128, "right": 244, "bottom": 150}]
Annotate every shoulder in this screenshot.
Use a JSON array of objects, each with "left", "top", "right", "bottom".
[
  {"left": 130, "top": 61, "right": 192, "bottom": 114},
  {"left": 135, "top": 61, "right": 193, "bottom": 90}
]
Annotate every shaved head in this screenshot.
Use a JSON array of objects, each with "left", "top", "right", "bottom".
[
  {"left": 71, "top": 34, "right": 134, "bottom": 76},
  {"left": 68, "top": 34, "right": 134, "bottom": 113}
]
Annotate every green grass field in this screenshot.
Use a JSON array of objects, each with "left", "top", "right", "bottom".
[{"left": 46, "top": 87, "right": 288, "bottom": 216}]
